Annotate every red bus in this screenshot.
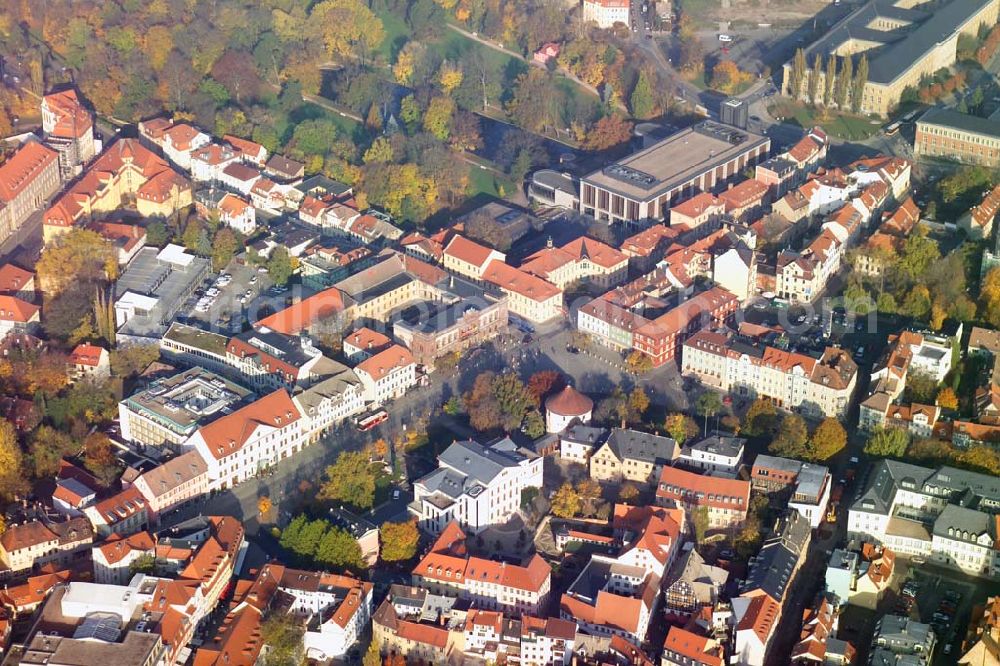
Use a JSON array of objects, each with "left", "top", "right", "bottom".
[{"left": 355, "top": 409, "right": 388, "bottom": 431}]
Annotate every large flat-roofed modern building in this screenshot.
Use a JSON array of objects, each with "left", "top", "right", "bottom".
[
  {"left": 113, "top": 244, "right": 210, "bottom": 341},
  {"left": 580, "top": 122, "right": 770, "bottom": 226},
  {"left": 915, "top": 106, "right": 1000, "bottom": 166},
  {"left": 118, "top": 367, "right": 253, "bottom": 452},
  {"left": 782, "top": 0, "right": 999, "bottom": 116}
]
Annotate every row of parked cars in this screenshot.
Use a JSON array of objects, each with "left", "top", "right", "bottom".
[{"left": 194, "top": 273, "right": 233, "bottom": 312}]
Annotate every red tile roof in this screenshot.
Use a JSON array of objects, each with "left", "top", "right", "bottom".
[
  {"left": 664, "top": 627, "right": 723, "bottom": 666},
  {"left": 0, "top": 141, "right": 58, "bottom": 203},
  {"left": 545, "top": 385, "right": 593, "bottom": 417},
  {"left": 483, "top": 260, "right": 562, "bottom": 302},
  {"left": 219, "top": 193, "right": 250, "bottom": 219},
  {"left": 1, "top": 521, "right": 58, "bottom": 552},
  {"left": 621, "top": 224, "right": 679, "bottom": 256},
  {"left": 355, "top": 344, "right": 414, "bottom": 379},
  {"left": 92, "top": 486, "right": 146, "bottom": 526},
  {"left": 221, "top": 162, "right": 260, "bottom": 183},
  {"left": 223, "top": 135, "right": 266, "bottom": 161},
  {"left": 0, "top": 264, "right": 32, "bottom": 293},
  {"left": 719, "top": 179, "right": 769, "bottom": 211},
  {"left": 416, "top": 522, "right": 550, "bottom": 592},
  {"left": 737, "top": 592, "right": 781, "bottom": 644},
  {"left": 43, "top": 89, "right": 91, "bottom": 139},
  {"left": 0, "top": 295, "right": 39, "bottom": 323},
  {"left": 656, "top": 465, "right": 750, "bottom": 512},
  {"left": 444, "top": 234, "right": 499, "bottom": 268},
  {"left": 163, "top": 123, "right": 203, "bottom": 151},
  {"left": 196, "top": 390, "right": 300, "bottom": 461},
  {"left": 70, "top": 343, "right": 106, "bottom": 367},
  {"left": 96, "top": 531, "right": 155, "bottom": 565},
  {"left": 344, "top": 327, "right": 391, "bottom": 353},
  {"left": 45, "top": 139, "right": 182, "bottom": 228},
  {"left": 255, "top": 288, "right": 347, "bottom": 335},
  {"left": 671, "top": 192, "right": 721, "bottom": 220}
]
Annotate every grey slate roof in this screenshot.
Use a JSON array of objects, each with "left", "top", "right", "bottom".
[
  {"left": 752, "top": 454, "right": 803, "bottom": 474},
  {"left": 741, "top": 511, "right": 810, "bottom": 601},
  {"left": 606, "top": 428, "right": 679, "bottom": 465},
  {"left": 924, "top": 466, "right": 1000, "bottom": 507},
  {"left": 801, "top": 0, "right": 993, "bottom": 85},
  {"left": 561, "top": 424, "right": 610, "bottom": 447},
  {"left": 932, "top": 504, "right": 996, "bottom": 542},
  {"left": 686, "top": 432, "right": 746, "bottom": 459},
  {"left": 794, "top": 463, "right": 830, "bottom": 501},
  {"left": 437, "top": 439, "right": 532, "bottom": 486},
  {"left": 851, "top": 459, "right": 935, "bottom": 516}
]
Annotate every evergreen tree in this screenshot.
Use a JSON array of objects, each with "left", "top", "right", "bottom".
[
  {"left": 824, "top": 54, "right": 837, "bottom": 106},
  {"left": 807, "top": 54, "right": 821, "bottom": 104},
  {"left": 629, "top": 71, "right": 656, "bottom": 120},
  {"left": 852, "top": 54, "right": 868, "bottom": 113},
  {"left": 790, "top": 48, "right": 807, "bottom": 98},
  {"left": 835, "top": 55, "right": 852, "bottom": 108}
]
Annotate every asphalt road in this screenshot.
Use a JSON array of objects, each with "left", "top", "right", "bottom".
[{"left": 158, "top": 319, "right": 691, "bottom": 538}]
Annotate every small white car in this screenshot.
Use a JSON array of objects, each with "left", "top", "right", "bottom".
[{"left": 719, "top": 34, "right": 733, "bottom": 42}]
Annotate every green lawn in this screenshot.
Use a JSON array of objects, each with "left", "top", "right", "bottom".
[
  {"left": 467, "top": 162, "right": 515, "bottom": 198},
  {"left": 433, "top": 28, "right": 527, "bottom": 77},
  {"left": 374, "top": 9, "right": 410, "bottom": 63},
  {"left": 768, "top": 99, "right": 878, "bottom": 140}
]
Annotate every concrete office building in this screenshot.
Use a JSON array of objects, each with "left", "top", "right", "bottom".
[
  {"left": 782, "top": 0, "right": 999, "bottom": 116},
  {"left": 580, "top": 122, "right": 770, "bottom": 226},
  {"left": 915, "top": 106, "right": 1000, "bottom": 167}
]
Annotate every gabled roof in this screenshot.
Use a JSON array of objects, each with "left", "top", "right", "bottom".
[
  {"left": 719, "top": 179, "right": 769, "bottom": 210},
  {"left": 196, "top": 389, "right": 300, "bottom": 461},
  {"left": 671, "top": 192, "right": 722, "bottom": 219},
  {"left": 657, "top": 465, "right": 750, "bottom": 511},
  {"left": 96, "top": 531, "right": 155, "bottom": 565},
  {"left": 355, "top": 344, "right": 414, "bottom": 380},
  {"left": 255, "top": 288, "right": 346, "bottom": 335},
  {"left": 0, "top": 264, "right": 33, "bottom": 293},
  {"left": 69, "top": 343, "right": 106, "bottom": 367},
  {"left": 0, "top": 141, "right": 58, "bottom": 203},
  {"left": 663, "top": 626, "right": 723, "bottom": 666},
  {"left": 163, "top": 123, "right": 204, "bottom": 150},
  {"left": 0, "top": 294, "right": 39, "bottom": 323},
  {"left": 223, "top": 134, "right": 266, "bottom": 159},
  {"left": 137, "top": 450, "right": 209, "bottom": 499},
  {"left": 736, "top": 592, "right": 782, "bottom": 644},
  {"left": 91, "top": 486, "right": 146, "bottom": 526},
  {"left": 444, "top": 234, "right": 500, "bottom": 268},
  {"left": 483, "top": 260, "right": 562, "bottom": 302},
  {"left": 43, "top": 89, "right": 92, "bottom": 139}
]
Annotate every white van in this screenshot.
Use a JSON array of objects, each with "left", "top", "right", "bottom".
[{"left": 719, "top": 34, "right": 733, "bottom": 42}]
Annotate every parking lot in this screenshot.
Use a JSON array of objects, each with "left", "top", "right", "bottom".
[
  {"left": 908, "top": 565, "right": 981, "bottom": 661},
  {"left": 179, "top": 259, "right": 279, "bottom": 334}
]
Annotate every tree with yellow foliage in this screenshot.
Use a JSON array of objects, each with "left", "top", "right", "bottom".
[
  {"left": 550, "top": 482, "right": 581, "bottom": 518},
  {"left": 145, "top": 25, "right": 173, "bottom": 71},
  {"left": 309, "top": 0, "right": 384, "bottom": 61},
  {"left": 393, "top": 42, "right": 419, "bottom": 84},
  {"left": 438, "top": 61, "right": 463, "bottom": 94},
  {"left": 36, "top": 229, "right": 117, "bottom": 295},
  {"left": 936, "top": 387, "right": 959, "bottom": 410},
  {"left": 258, "top": 496, "right": 273, "bottom": 520},
  {"left": 0, "top": 418, "right": 25, "bottom": 501},
  {"left": 981, "top": 267, "right": 1000, "bottom": 327}
]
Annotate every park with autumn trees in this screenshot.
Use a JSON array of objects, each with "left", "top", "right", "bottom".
[{"left": 0, "top": 0, "right": 685, "bottom": 228}]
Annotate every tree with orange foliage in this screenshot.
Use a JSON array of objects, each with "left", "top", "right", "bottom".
[
  {"left": 82, "top": 433, "right": 120, "bottom": 486},
  {"left": 583, "top": 115, "right": 633, "bottom": 151},
  {"left": 936, "top": 387, "right": 959, "bottom": 410},
  {"left": 371, "top": 438, "right": 389, "bottom": 461},
  {"left": 527, "top": 371, "right": 565, "bottom": 403}
]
